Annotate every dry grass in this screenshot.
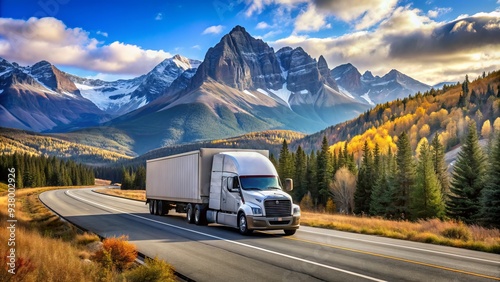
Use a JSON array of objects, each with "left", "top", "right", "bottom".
[
  {"left": 301, "top": 212, "right": 500, "bottom": 253},
  {"left": 94, "top": 178, "right": 112, "bottom": 186},
  {"left": 0, "top": 186, "right": 100, "bottom": 281},
  {"left": 95, "top": 189, "right": 146, "bottom": 201},
  {"left": 0, "top": 185, "right": 175, "bottom": 281},
  {"left": 75, "top": 232, "right": 101, "bottom": 246}
]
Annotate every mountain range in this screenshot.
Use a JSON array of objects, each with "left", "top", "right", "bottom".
[
  {"left": 331, "top": 63, "right": 431, "bottom": 105},
  {"left": 0, "top": 26, "right": 433, "bottom": 155}
]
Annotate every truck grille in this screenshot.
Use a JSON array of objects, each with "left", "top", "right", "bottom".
[{"left": 264, "top": 199, "right": 291, "bottom": 217}]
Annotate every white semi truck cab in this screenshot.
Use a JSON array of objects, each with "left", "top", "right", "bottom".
[{"left": 146, "top": 148, "right": 300, "bottom": 235}]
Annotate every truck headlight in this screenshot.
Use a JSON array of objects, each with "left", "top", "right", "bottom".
[
  {"left": 293, "top": 205, "right": 301, "bottom": 216},
  {"left": 251, "top": 207, "right": 262, "bottom": 215}
]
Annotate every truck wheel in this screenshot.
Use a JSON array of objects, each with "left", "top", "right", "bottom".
[
  {"left": 194, "top": 204, "right": 207, "bottom": 225},
  {"left": 238, "top": 213, "right": 253, "bottom": 235},
  {"left": 186, "top": 204, "right": 195, "bottom": 224},
  {"left": 154, "top": 200, "right": 160, "bottom": 215},
  {"left": 157, "top": 200, "right": 165, "bottom": 216},
  {"left": 284, "top": 229, "right": 296, "bottom": 236},
  {"left": 148, "top": 200, "right": 154, "bottom": 215}
]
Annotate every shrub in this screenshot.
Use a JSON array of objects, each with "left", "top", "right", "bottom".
[
  {"left": 300, "top": 192, "right": 314, "bottom": 211},
  {"left": 93, "top": 235, "right": 137, "bottom": 271},
  {"left": 125, "top": 257, "right": 175, "bottom": 282},
  {"left": 326, "top": 198, "right": 336, "bottom": 214},
  {"left": 442, "top": 224, "right": 472, "bottom": 241}
]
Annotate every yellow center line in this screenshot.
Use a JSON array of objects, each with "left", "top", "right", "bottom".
[{"left": 285, "top": 236, "right": 500, "bottom": 281}]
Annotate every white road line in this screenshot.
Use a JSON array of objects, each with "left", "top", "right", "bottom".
[
  {"left": 65, "top": 190, "right": 386, "bottom": 282},
  {"left": 299, "top": 229, "right": 500, "bottom": 264}
]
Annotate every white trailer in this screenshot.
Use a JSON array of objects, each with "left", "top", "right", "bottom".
[{"left": 146, "top": 148, "right": 300, "bottom": 235}]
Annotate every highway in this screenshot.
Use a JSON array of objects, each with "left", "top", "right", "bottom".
[{"left": 40, "top": 188, "right": 500, "bottom": 281}]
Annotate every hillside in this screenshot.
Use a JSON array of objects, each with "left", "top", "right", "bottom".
[
  {"left": 293, "top": 71, "right": 500, "bottom": 157},
  {"left": 0, "top": 127, "right": 133, "bottom": 165},
  {"left": 118, "top": 130, "right": 305, "bottom": 167}
]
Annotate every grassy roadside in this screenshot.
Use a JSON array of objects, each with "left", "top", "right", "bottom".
[
  {"left": 96, "top": 188, "right": 500, "bottom": 254},
  {"left": 0, "top": 184, "right": 175, "bottom": 281},
  {"left": 95, "top": 188, "right": 146, "bottom": 201}
]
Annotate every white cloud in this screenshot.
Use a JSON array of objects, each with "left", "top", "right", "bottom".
[
  {"left": 245, "top": 0, "right": 398, "bottom": 31},
  {"left": 0, "top": 17, "right": 171, "bottom": 75},
  {"left": 451, "top": 20, "right": 477, "bottom": 33},
  {"left": 261, "top": 30, "right": 282, "bottom": 39},
  {"left": 314, "top": 0, "right": 399, "bottom": 30},
  {"left": 202, "top": 25, "right": 225, "bottom": 35},
  {"left": 427, "top": 7, "right": 452, "bottom": 18},
  {"left": 192, "top": 45, "right": 201, "bottom": 50},
  {"left": 96, "top": 30, "right": 108, "bottom": 37},
  {"left": 155, "top": 13, "right": 163, "bottom": 21},
  {"left": 244, "top": 0, "right": 303, "bottom": 17},
  {"left": 256, "top": 21, "right": 271, "bottom": 29},
  {"left": 271, "top": 9, "right": 500, "bottom": 85},
  {"left": 294, "top": 4, "right": 331, "bottom": 32}
]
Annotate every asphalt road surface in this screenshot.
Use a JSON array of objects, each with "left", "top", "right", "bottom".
[{"left": 40, "top": 188, "right": 500, "bottom": 282}]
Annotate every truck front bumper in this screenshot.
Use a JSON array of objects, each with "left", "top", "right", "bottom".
[{"left": 247, "top": 215, "right": 300, "bottom": 230}]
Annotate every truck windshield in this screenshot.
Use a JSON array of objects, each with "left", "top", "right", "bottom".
[{"left": 239, "top": 176, "right": 281, "bottom": 191}]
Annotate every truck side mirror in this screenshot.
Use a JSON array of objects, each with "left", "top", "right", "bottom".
[
  {"left": 227, "top": 177, "right": 239, "bottom": 192},
  {"left": 233, "top": 176, "right": 240, "bottom": 189},
  {"left": 285, "top": 178, "right": 293, "bottom": 192}
]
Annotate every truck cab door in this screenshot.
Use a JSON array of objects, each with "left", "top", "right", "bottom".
[{"left": 221, "top": 176, "right": 240, "bottom": 212}]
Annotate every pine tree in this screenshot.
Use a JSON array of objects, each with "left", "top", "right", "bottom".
[
  {"left": 133, "top": 166, "right": 146, "bottom": 190},
  {"left": 373, "top": 143, "right": 381, "bottom": 179},
  {"left": 480, "top": 133, "right": 500, "bottom": 228},
  {"left": 430, "top": 133, "right": 449, "bottom": 198},
  {"left": 306, "top": 151, "right": 318, "bottom": 207},
  {"left": 293, "top": 146, "right": 307, "bottom": 201},
  {"left": 371, "top": 148, "right": 395, "bottom": 216},
  {"left": 411, "top": 140, "right": 445, "bottom": 219},
  {"left": 278, "top": 140, "right": 293, "bottom": 185},
  {"left": 447, "top": 122, "right": 487, "bottom": 223},
  {"left": 317, "top": 136, "right": 332, "bottom": 205},
  {"left": 121, "top": 167, "right": 133, "bottom": 190},
  {"left": 354, "top": 141, "right": 373, "bottom": 214},
  {"left": 392, "top": 131, "right": 416, "bottom": 219},
  {"left": 13, "top": 153, "right": 23, "bottom": 189}
]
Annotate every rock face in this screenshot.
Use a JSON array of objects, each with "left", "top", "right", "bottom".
[
  {"left": 30, "top": 61, "right": 81, "bottom": 96},
  {"left": 318, "top": 55, "right": 339, "bottom": 91},
  {"left": 285, "top": 47, "right": 322, "bottom": 94},
  {"left": 0, "top": 58, "right": 107, "bottom": 132},
  {"left": 191, "top": 26, "right": 284, "bottom": 91},
  {"left": 331, "top": 63, "right": 362, "bottom": 92}
]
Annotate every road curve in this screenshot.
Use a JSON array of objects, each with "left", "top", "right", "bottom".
[{"left": 40, "top": 188, "right": 500, "bottom": 282}]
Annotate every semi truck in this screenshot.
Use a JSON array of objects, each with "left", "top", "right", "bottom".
[{"left": 146, "top": 148, "right": 300, "bottom": 235}]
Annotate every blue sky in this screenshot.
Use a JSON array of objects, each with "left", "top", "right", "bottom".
[{"left": 1, "top": 0, "right": 499, "bottom": 84}]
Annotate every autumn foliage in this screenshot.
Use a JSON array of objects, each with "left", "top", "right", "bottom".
[{"left": 93, "top": 235, "right": 138, "bottom": 271}]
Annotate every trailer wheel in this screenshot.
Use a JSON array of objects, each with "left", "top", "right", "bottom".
[
  {"left": 148, "top": 200, "right": 154, "bottom": 215},
  {"left": 186, "top": 204, "right": 195, "bottom": 224},
  {"left": 238, "top": 213, "right": 253, "bottom": 235},
  {"left": 194, "top": 204, "right": 207, "bottom": 225},
  {"left": 157, "top": 200, "right": 166, "bottom": 216}
]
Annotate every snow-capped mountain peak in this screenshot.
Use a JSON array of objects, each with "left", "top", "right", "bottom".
[{"left": 69, "top": 55, "right": 202, "bottom": 116}]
